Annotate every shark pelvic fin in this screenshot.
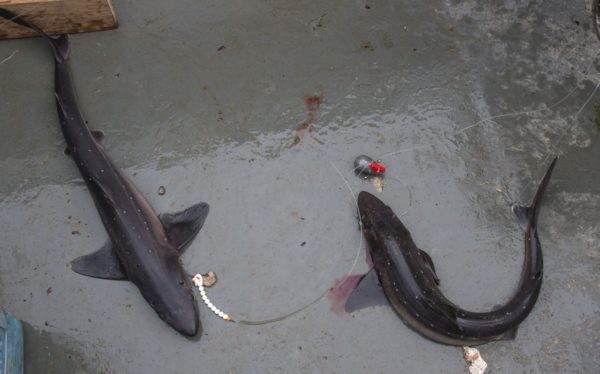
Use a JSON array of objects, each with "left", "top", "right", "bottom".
[
  {"left": 159, "top": 202, "right": 210, "bottom": 253},
  {"left": 64, "top": 130, "right": 104, "bottom": 156},
  {"left": 345, "top": 268, "right": 389, "bottom": 313},
  {"left": 422, "top": 297, "right": 463, "bottom": 332},
  {"left": 71, "top": 241, "right": 126, "bottom": 280}
]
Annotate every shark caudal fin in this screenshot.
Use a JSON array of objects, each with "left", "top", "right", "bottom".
[
  {"left": 512, "top": 157, "right": 558, "bottom": 231},
  {"left": 0, "top": 8, "right": 70, "bottom": 61}
]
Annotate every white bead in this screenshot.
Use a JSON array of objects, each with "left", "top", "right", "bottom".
[{"left": 191, "top": 274, "right": 232, "bottom": 322}]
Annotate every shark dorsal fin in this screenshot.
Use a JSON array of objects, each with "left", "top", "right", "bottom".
[{"left": 418, "top": 248, "right": 440, "bottom": 285}]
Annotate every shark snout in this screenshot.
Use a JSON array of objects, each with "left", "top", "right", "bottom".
[
  {"left": 167, "top": 307, "right": 201, "bottom": 337},
  {"left": 357, "top": 191, "right": 379, "bottom": 211}
]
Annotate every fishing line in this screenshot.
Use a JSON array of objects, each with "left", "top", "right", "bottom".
[
  {"left": 0, "top": 49, "right": 18, "bottom": 65},
  {"left": 6, "top": 6, "right": 593, "bottom": 325},
  {"left": 236, "top": 161, "right": 364, "bottom": 325},
  {"left": 377, "top": 59, "right": 597, "bottom": 163},
  {"left": 6, "top": 5, "right": 598, "bottom": 327},
  {"left": 195, "top": 48, "right": 600, "bottom": 326},
  {"left": 519, "top": 76, "right": 600, "bottom": 195}
]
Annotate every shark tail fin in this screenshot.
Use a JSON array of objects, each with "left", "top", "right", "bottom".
[
  {"left": 512, "top": 157, "right": 558, "bottom": 231},
  {"left": 0, "top": 7, "right": 69, "bottom": 61}
]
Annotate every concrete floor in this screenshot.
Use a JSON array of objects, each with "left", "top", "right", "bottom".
[{"left": 1, "top": 0, "right": 599, "bottom": 372}]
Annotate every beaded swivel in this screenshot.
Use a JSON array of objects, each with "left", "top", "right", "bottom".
[{"left": 192, "top": 274, "right": 233, "bottom": 322}]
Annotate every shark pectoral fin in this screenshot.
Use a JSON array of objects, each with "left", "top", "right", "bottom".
[
  {"left": 511, "top": 204, "right": 531, "bottom": 232},
  {"left": 345, "top": 268, "right": 389, "bottom": 313},
  {"left": 91, "top": 130, "right": 105, "bottom": 144},
  {"left": 159, "top": 202, "right": 210, "bottom": 252},
  {"left": 418, "top": 248, "right": 440, "bottom": 285},
  {"left": 70, "top": 241, "right": 127, "bottom": 280}
]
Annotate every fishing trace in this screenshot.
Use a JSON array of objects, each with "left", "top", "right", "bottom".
[
  {"left": 191, "top": 4, "right": 600, "bottom": 326},
  {"left": 193, "top": 58, "right": 600, "bottom": 329}
]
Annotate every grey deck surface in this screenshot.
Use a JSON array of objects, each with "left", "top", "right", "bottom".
[{"left": 1, "top": 1, "right": 599, "bottom": 373}]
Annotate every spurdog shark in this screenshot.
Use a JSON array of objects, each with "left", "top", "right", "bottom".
[
  {"left": 0, "top": 8, "right": 207, "bottom": 337},
  {"left": 345, "top": 158, "right": 557, "bottom": 345}
]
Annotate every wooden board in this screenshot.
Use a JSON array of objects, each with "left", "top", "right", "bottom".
[{"left": 0, "top": 0, "right": 117, "bottom": 39}]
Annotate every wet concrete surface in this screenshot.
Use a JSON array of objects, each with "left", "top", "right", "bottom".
[{"left": 1, "top": 0, "right": 599, "bottom": 372}]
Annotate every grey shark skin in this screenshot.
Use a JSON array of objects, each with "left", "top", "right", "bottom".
[
  {"left": 351, "top": 158, "right": 557, "bottom": 345},
  {"left": 0, "top": 9, "right": 207, "bottom": 337}
]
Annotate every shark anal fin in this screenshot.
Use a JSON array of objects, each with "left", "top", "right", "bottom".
[
  {"left": 159, "top": 202, "right": 210, "bottom": 252},
  {"left": 345, "top": 268, "right": 389, "bottom": 313},
  {"left": 499, "top": 326, "right": 519, "bottom": 341},
  {"left": 71, "top": 241, "right": 126, "bottom": 280}
]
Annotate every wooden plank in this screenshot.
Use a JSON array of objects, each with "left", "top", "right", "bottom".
[{"left": 0, "top": 0, "right": 117, "bottom": 39}]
